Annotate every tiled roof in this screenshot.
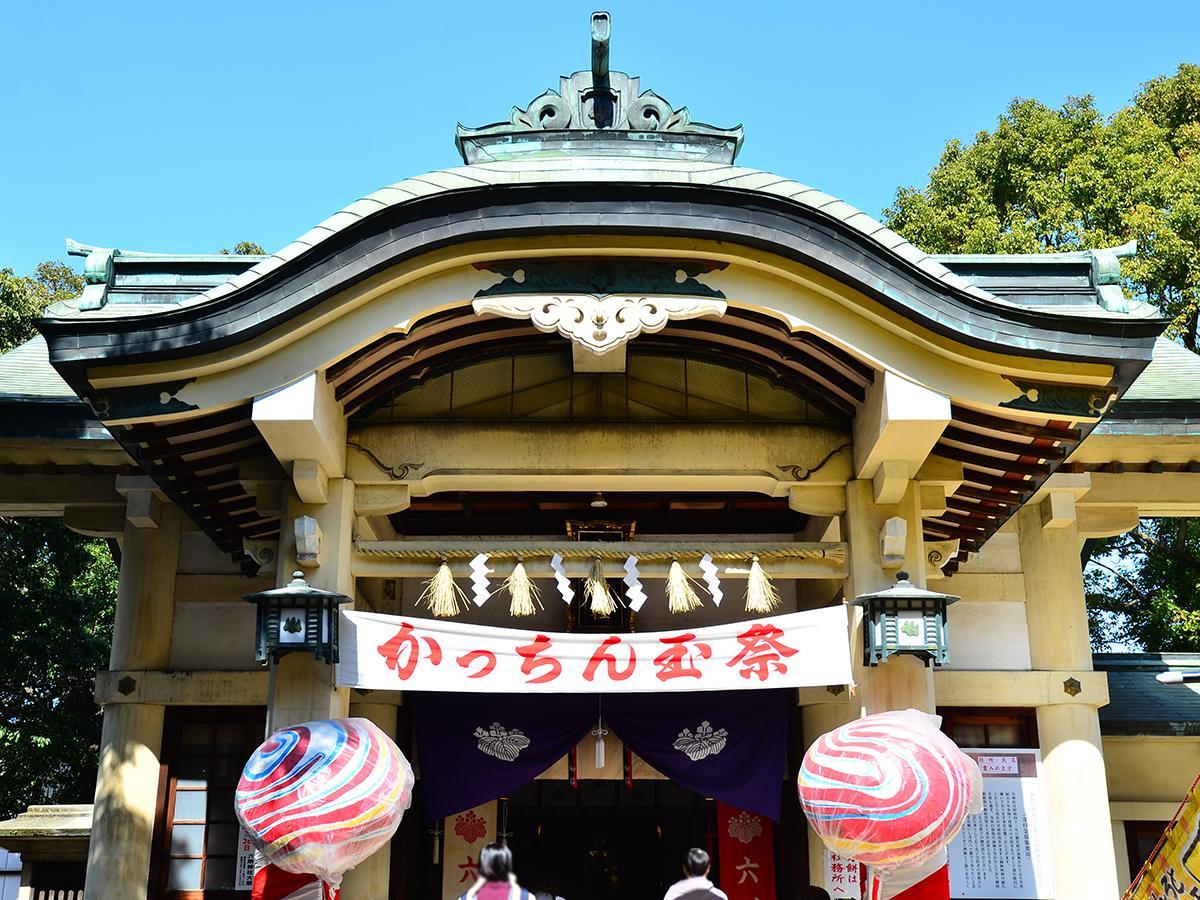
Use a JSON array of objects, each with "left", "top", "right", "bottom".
[
  {"left": 1095, "top": 653, "right": 1200, "bottom": 736},
  {"left": 1123, "top": 340, "right": 1200, "bottom": 402},
  {"left": 0, "top": 336, "right": 75, "bottom": 400},
  {"left": 17, "top": 157, "right": 1195, "bottom": 408},
  {"left": 43, "top": 157, "right": 1004, "bottom": 322}
]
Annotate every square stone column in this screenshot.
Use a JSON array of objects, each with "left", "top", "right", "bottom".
[
  {"left": 804, "top": 479, "right": 938, "bottom": 887},
  {"left": 343, "top": 702, "right": 400, "bottom": 899},
  {"left": 1018, "top": 503, "right": 1120, "bottom": 900},
  {"left": 270, "top": 480, "right": 354, "bottom": 730},
  {"left": 84, "top": 502, "right": 182, "bottom": 900},
  {"left": 843, "top": 479, "right": 935, "bottom": 715}
]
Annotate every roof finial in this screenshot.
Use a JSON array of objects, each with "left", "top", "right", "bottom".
[
  {"left": 591, "top": 11, "right": 610, "bottom": 80},
  {"left": 455, "top": 10, "right": 743, "bottom": 165}
]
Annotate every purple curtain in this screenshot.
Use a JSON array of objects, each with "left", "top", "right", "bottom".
[
  {"left": 410, "top": 690, "right": 789, "bottom": 822},
  {"left": 605, "top": 689, "right": 789, "bottom": 821}
]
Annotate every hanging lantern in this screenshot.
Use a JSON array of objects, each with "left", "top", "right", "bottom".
[
  {"left": 849, "top": 572, "right": 959, "bottom": 667},
  {"left": 244, "top": 571, "right": 352, "bottom": 665}
]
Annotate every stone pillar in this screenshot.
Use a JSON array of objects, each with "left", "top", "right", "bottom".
[
  {"left": 802, "top": 701, "right": 855, "bottom": 886},
  {"left": 808, "top": 479, "right": 935, "bottom": 889},
  {"left": 843, "top": 479, "right": 935, "bottom": 715},
  {"left": 84, "top": 504, "right": 182, "bottom": 900},
  {"left": 1018, "top": 503, "right": 1120, "bottom": 900},
  {"left": 270, "top": 479, "right": 354, "bottom": 730},
  {"left": 343, "top": 702, "right": 399, "bottom": 900}
]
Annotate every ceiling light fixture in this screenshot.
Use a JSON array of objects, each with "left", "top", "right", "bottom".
[{"left": 590, "top": 491, "right": 608, "bottom": 509}]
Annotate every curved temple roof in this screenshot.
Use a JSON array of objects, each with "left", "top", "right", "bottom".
[
  {"left": 15, "top": 11, "right": 1183, "bottom": 571},
  {"left": 41, "top": 156, "right": 1163, "bottom": 378}
]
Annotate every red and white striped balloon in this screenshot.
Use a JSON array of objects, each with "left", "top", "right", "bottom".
[
  {"left": 798, "top": 709, "right": 980, "bottom": 872},
  {"left": 236, "top": 718, "right": 413, "bottom": 887}
]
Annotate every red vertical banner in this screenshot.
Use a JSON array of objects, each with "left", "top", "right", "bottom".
[{"left": 717, "top": 802, "right": 777, "bottom": 900}]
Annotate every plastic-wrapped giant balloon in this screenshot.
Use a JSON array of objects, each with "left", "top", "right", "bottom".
[
  {"left": 235, "top": 718, "right": 413, "bottom": 887},
  {"left": 798, "top": 709, "right": 981, "bottom": 875}
]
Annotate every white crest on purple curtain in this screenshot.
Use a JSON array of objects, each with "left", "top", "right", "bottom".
[
  {"left": 727, "top": 809, "right": 764, "bottom": 844},
  {"left": 673, "top": 720, "right": 729, "bottom": 761},
  {"left": 474, "top": 723, "right": 531, "bottom": 762}
]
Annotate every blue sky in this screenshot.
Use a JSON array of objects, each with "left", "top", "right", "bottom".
[{"left": 1, "top": 0, "right": 1197, "bottom": 275}]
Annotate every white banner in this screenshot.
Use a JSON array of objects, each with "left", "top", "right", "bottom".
[{"left": 337, "top": 606, "right": 851, "bottom": 693}]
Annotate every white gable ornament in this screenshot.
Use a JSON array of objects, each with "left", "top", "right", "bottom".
[{"left": 472, "top": 293, "right": 728, "bottom": 357}]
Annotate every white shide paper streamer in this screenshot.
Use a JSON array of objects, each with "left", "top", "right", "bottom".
[
  {"left": 468, "top": 553, "right": 491, "bottom": 607},
  {"left": 623, "top": 555, "right": 647, "bottom": 611},
  {"left": 699, "top": 553, "right": 723, "bottom": 607},
  {"left": 551, "top": 553, "right": 574, "bottom": 604}
]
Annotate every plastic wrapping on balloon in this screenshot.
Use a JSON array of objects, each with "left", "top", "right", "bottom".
[
  {"left": 797, "top": 709, "right": 982, "bottom": 877},
  {"left": 235, "top": 718, "right": 414, "bottom": 887}
]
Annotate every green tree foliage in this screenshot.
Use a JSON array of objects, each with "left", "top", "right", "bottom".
[
  {"left": 0, "top": 261, "right": 114, "bottom": 817},
  {"left": 0, "top": 519, "right": 117, "bottom": 818},
  {"left": 220, "top": 241, "right": 267, "bottom": 255},
  {"left": 885, "top": 65, "right": 1200, "bottom": 651},
  {"left": 0, "top": 261, "right": 84, "bottom": 351},
  {"left": 885, "top": 64, "right": 1200, "bottom": 350},
  {"left": 1085, "top": 520, "right": 1200, "bottom": 651}
]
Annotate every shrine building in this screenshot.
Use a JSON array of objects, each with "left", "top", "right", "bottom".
[{"left": 1, "top": 12, "right": 1199, "bottom": 900}]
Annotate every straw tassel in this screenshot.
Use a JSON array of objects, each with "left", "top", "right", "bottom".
[
  {"left": 585, "top": 557, "right": 618, "bottom": 616},
  {"left": 666, "top": 558, "right": 703, "bottom": 613},
  {"left": 503, "top": 559, "right": 542, "bottom": 618},
  {"left": 419, "top": 559, "right": 468, "bottom": 617},
  {"left": 744, "top": 554, "right": 781, "bottom": 613}
]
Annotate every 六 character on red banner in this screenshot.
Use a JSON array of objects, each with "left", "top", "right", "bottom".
[{"left": 717, "top": 802, "right": 777, "bottom": 900}]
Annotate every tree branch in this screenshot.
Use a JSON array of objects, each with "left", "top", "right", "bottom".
[
  {"left": 1086, "top": 557, "right": 1147, "bottom": 601},
  {"left": 1126, "top": 527, "right": 1200, "bottom": 573}
]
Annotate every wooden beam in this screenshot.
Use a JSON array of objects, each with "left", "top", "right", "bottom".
[
  {"left": 936, "top": 443, "right": 1050, "bottom": 478},
  {"left": 0, "top": 474, "right": 124, "bottom": 511},
  {"left": 951, "top": 405, "right": 1080, "bottom": 442},
  {"left": 853, "top": 371, "right": 950, "bottom": 481},
  {"left": 353, "top": 540, "right": 847, "bottom": 580},
  {"left": 95, "top": 670, "right": 269, "bottom": 706},
  {"left": 1079, "top": 472, "right": 1200, "bottom": 516},
  {"left": 934, "top": 669, "right": 1109, "bottom": 708},
  {"left": 253, "top": 372, "right": 347, "bottom": 480},
  {"left": 942, "top": 425, "right": 1066, "bottom": 461}
]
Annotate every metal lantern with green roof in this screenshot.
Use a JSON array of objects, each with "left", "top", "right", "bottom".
[
  {"left": 850, "top": 572, "right": 959, "bottom": 667},
  {"left": 243, "top": 572, "right": 352, "bottom": 664}
]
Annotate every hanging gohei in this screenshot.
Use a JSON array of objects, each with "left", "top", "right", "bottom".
[
  {"left": 585, "top": 557, "right": 618, "bottom": 616},
  {"left": 666, "top": 557, "right": 704, "bottom": 613},
  {"left": 419, "top": 558, "right": 470, "bottom": 617},
  {"left": 503, "top": 558, "right": 542, "bottom": 618},
  {"left": 744, "top": 554, "right": 781, "bottom": 614}
]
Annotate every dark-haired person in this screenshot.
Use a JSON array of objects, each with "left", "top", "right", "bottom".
[
  {"left": 459, "top": 842, "right": 532, "bottom": 900},
  {"left": 663, "top": 847, "right": 728, "bottom": 900},
  {"left": 800, "top": 887, "right": 831, "bottom": 900}
]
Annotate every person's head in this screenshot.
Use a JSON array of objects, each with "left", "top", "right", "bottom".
[
  {"left": 683, "top": 847, "right": 711, "bottom": 878},
  {"left": 479, "top": 843, "right": 514, "bottom": 882},
  {"left": 800, "top": 887, "right": 831, "bottom": 900}
]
